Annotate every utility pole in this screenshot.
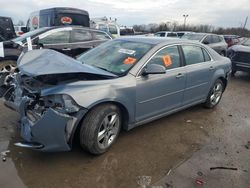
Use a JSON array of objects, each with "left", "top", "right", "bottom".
[
  {"left": 183, "top": 14, "right": 188, "bottom": 30},
  {"left": 243, "top": 16, "right": 248, "bottom": 29}
]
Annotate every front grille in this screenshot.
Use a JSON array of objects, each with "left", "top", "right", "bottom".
[{"left": 233, "top": 52, "right": 250, "bottom": 63}]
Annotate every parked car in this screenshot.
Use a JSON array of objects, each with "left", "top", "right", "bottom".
[
  {"left": 26, "top": 7, "right": 90, "bottom": 31},
  {"left": 90, "top": 17, "right": 120, "bottom": 38},
  {"left": 0, "top": 16, "right": 16, "bottom": 40},
  {"left": 14, "top": 26, "right": 27, "bottom": 36},
  {"left": 5, "top": 37, "right": 231, "bottom": 154},
  {"left": 0, "top": 26, "right": 113, "bottom": 73},
  {"left": 154, "top": 31, "right": 178, "bottom": 38},
  {"left": 227, "top": 38, "right": 250, "bottom": 76},
  {"left": 224, "top": 35, "right": 240, "bottom": 47},
  {"left": 182, "top": 33, "right": 228, "bottom": 56}
]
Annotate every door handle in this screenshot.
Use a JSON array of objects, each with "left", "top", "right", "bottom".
[
  {"left": 209, "top": 66, "right": 215, "bottom": 71},
  {"left": 176, "top": 73, "right": 184, "bottom": 79},
  {"left": 62, "top": 48, "right": 71, "bottom": 51}
]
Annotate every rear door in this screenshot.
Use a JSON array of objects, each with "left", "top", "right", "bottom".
[
  {"left": 70, "top": 28, "right": 94, "bottom": 57},
  {"left": 181, "top": 45, "right": 215, "bottom": 105},
  {"left": 136, "top": 45, "right": 186, "bottom": 121}
]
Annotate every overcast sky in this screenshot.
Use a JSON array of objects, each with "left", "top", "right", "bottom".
[{"left": 1, "top": 0, "right": 250, "bottom": 29}]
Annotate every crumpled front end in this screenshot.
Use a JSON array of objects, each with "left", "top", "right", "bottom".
[{"left": 16, "top": 94, "right": 87, "bottom": 152}]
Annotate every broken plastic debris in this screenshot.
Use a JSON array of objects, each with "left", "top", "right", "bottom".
[
  {"left": 195, "top": 179, "right": 205, "bottom": 186},
  {"left": 1, "top": 150, "right": 10, "bottom": 157},
  {"left": 167, "top": 169, "right": 172, "bottom": 176}
]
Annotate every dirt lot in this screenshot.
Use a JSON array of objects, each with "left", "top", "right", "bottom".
[{"left": 0, "top": 73, "right": 249, "bottom": 188}]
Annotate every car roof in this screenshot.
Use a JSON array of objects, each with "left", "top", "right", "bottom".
[
  {"left": 47, "top": 25, "right": 108, "bottom": 32},
  {"left": 117, "top": 36, "right": 198, "bottom": 45}
]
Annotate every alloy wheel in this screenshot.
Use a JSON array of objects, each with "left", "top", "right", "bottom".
[
  {"left": 97, "top": 112, "right": 120, "bottom": 149},
  {"left": 210, "top": 82, "right": 223, "bottom": 106}
]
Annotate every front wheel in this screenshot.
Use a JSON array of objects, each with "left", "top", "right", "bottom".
[
  {"left": 203, "top": 79, "right": 224, "bottom": 108},
  {"left": 80, "top": 104, "right": 122, "bottom": 155},
  {"left": 0, "top": 60, "right": 18, "bottom": 73}
]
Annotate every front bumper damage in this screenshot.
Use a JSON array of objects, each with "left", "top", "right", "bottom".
[{"left": 16, "top": 98, "right": 87, "bottom": 152}]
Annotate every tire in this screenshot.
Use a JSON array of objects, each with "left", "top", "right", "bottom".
[
  {"left": 231, "top": 69, "right": 236, "bottom": 77},
  {"left": 0, "top": 60, "right": 18, "bottom": 73},
  {"left": 80, "top": 104, "right": 122, "bottom": 155},
  {"left": 203, "top": 79, "right": 224, "bottom": 108}
]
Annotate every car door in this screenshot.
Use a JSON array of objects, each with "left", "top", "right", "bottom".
[
  {"left": 92, "top": 31, "right": 112, "bottom": 44},
  {"left": 37, "top": 28, "right": 72, "bottom": 56},
  {"left": 181, "top": 45, "right": 215, "bottom": 105},
  {"left": 136, "top": 45, "right": 186, "bottom": 122},
  {"left": 70, "top": 29, "right": 95, "bottom": 57}
]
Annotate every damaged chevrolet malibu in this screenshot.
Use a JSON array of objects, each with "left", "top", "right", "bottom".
[{"left": 5, "top": 37, "right": 231, "bottom": 154}]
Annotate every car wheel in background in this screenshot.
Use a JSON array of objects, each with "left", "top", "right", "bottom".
[
  {"left": 80, "top": 104, "right": 122, "bottom": 155},
  {"left": 0, "top": 60, "right": 18, "bottom": 73},
  {"left": 203, "top": 79, "right": 224, "bottom": 108}
]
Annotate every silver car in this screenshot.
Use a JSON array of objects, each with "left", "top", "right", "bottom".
[
  {"left": 182, "top": 33, "right": 228, "bottom": 56},
  {"left": 8, "top": 37, "right": 231, "bottom": 154}
]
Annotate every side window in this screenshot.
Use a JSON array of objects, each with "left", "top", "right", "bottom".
[
  {"left": 167, "top": 33, "right": 177, "bottom": 37},
  {"left": 182, "top": 45, "right": 205, "bottom": 65},
  {"left": 212, "top": 35, "right": 220, "bottom": 43},
  {"left": 202, "top": 48, "right": 211, "bottom": 62},
  {"left": 93, "top": 31, "right": 111, "bottom": 40},
  {"left": 203, "top": 35, "right": 213, "bottom": 44},
  {"left": 147, "top": 46, "right": 181, "bottom": 70},
  {"left": 72, "top": 29, "right": 92, "bottom": 42},
  {"left": 160, "top": 33, "right": 166, "bottom": 37},
  {"left": 39, "top": 30, "right": 70, "bottom": 44}
]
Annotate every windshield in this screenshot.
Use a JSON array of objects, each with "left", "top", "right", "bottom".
[
  {"left": 242, "top": 38, "right": 250, "bottom": 46},
  {"left": 77, "top": 40, "right": 153, "bottom": 76},
  {"left": 182, "top": 33, "right": 205, "bottom": 41},
  {"left": 12, "top": 27, "right": 49, "bottom": 43}
]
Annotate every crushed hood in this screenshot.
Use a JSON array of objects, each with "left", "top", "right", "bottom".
[
  {"left": 230, "top": 45, "right": 250, "bottom": 53},
  {"left": 17, "top": 49, "right": 117, "bottom": 77}
]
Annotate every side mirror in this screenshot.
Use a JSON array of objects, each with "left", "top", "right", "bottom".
[{"left": 142, "top": 64, "right": 166, "bottom": 76}]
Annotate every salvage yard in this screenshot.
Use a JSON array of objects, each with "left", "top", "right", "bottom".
[{"left": 0, "top": 72, "right": 249, "bottom": 188}]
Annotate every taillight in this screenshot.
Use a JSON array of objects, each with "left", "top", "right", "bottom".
[{"left": 18, "top": 31, "right": 24, "bottom": 35}]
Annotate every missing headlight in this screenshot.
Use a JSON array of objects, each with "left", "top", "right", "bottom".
[{"left": 41, "top": 94, "right": 81, "bottom": 114}]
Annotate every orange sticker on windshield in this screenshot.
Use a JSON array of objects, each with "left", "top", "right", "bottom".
[
  {"left": 162, "top": 55, "right": 173, "bottom": 67},
  {"left": 124, "top": 57, "right": 137, "bottom": 65}
]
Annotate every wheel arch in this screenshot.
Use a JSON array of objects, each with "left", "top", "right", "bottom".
[{"left": 70, "top": 100, "right": 130, "bottom": 148}]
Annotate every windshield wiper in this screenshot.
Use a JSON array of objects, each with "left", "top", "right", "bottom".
[{"left": 94, "top": 66, "right": 118, "bottom": 76}]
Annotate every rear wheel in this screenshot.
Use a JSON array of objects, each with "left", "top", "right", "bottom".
[
  {"left": 203, "top": 79, "right": 224, "bottom": 108},
  {"left": 80, "top": 104, "right": 121, "bottom": 155}
]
